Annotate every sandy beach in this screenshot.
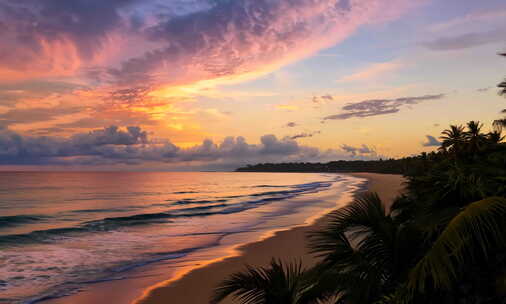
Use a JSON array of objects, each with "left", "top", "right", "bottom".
[{"left": 135, "top": 173, "right": 405, "bottom": 304}]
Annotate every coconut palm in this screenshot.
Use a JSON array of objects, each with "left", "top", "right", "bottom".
[
  {"left": 499, "top": 52, "right": 506, "bottom": 96},
  {"left": 493, "top": 110, "right": 506, "bottom": 129},
  {"left": 487, "top": 130, "right": 504, "bottom": 144},
  {"left": 464, "top": 121, "right": 487, "bottom": 153},
  {"left": 497, "top": 52, "right": 506, "bottom": 127},
  {"left": 408, "top": 197, "right": 506, "bottom": 300},
  {"left": 439, "top": 125, "right": 465, "bottom": 154},
  {"left": 307, "top": 192, "right": 423, "bottom": 304},
  {"left": 211, "top": 259, "right": 314, "bottom": 304}
]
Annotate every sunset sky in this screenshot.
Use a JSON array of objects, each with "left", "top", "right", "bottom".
[{"left": 0, "top": 0, "right": 505, "bottom": 170}]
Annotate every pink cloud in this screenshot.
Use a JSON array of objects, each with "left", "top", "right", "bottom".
[
  {"left": 0, "top": 0, "right": 424, "bottom": 87},
  {"left": 337, "top": 61, "right": 404, "bottom": 82},
  {"left": 111, "top": 0, "right": 424, "bottom": 87}
]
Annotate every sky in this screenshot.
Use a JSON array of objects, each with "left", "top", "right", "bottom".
[{"left": 0, "top": 0, "right": 505, "bottom": 170}]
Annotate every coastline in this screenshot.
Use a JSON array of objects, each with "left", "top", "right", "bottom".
[{"left": 135, "top": 173, "right": 405, "bottom": 304}]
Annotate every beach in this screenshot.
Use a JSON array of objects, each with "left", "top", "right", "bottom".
[
  {"left": 11, "top": 172, "right": 404, "bottom": 304},
  {"left": 4, "top": 172, "right": 360, "bottom": 304},
  {"left": 136, "top": 173, "right": 405, "bottom": 304}
]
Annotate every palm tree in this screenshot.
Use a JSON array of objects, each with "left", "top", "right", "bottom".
[
  {"left": 487, "top": 130, "right": 504, "bottom": 144},
  {"left": 211, "top": 259, "right": 314, "bottom": 304},
  {"left": 439, "top": 125, "right": 465, "bottom": 154},
  {"left": 493, "top": 110, "right": 506, "bottom": 129},
  {"left": 408, "top": 197, "right": 506, "bottom": 301},
  {"left": 499, "top": 52, "right": 506, "bottom": 96},
  {"left": 497, "top": 52, "right": 506, "bottom": 127},
  {"left": 464, "top": 121, "right": 487, "bottom": 153},
  {"left": 307, "top": 192, "right": 423, "bottom": 304}
]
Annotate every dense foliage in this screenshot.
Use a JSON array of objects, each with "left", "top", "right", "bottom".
[
  {"left": 236, "top": 158, "right": 424, "bottom": 175},
  {"left": 213, "top": 55, "right": 506, "bottom": 303},
  {"left": 215, "top": 121, "right": 506, "bottom": 304}
]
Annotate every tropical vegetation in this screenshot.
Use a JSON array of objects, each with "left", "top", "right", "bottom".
[{"left": 212, "top": 55, "right": 506, "bottom": 304}]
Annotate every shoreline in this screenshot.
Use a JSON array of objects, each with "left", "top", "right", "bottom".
[
  {"left": 41, "top": 173, "right": 362, "bottom": 304},
  {"left": 135, "top": 173, "right": 405, "bottom": 304}
]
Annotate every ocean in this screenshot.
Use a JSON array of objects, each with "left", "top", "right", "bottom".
[{"left": 0, "top": 172, "right": 364, "bottom": 303}]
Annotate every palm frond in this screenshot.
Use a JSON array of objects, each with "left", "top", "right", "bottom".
[
  {"left": 211, "top": 264, "right": 269, "bottom": 304},
  {"left": 321, "top": 192, "right": 388, "bottom": 235},
  {"left": 499, "top": 79, "right": 506, "bottom": 95},
  {"left": 493, "top": 118, "right": 506, "bottom": 129},
  {"left": 408, "top": 197, "right": 506, "bottom": 292},
  {"left": 211, "top": 259, "right": 311, "bottom": 304},
  {"left": 308, "top": 192, "right": 394, "bottom": 270}
]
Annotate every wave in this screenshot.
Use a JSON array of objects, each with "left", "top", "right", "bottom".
[
  {"left": 22, "top": 242, "right": 224, "bottom": 304},
  {"left": 70, "top": 207, "right": 141, "bottom": 214},
  {"left": 172, "top": 191, "right": 199, "bottom": 194},
  {"left": 0, "top": 179, "right": 333, "bottom": 248},
  {"left": 253, "top": 184, "right": 291, "bottom": 188},
  {"left": 0, "top": 215, "right": 48, "bottom": 229},
  {"left": 170, "top": 198, "right": 228, "bottom": 205}
]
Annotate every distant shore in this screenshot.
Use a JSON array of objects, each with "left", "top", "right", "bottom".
[{"left": 135, "top": 173, "right": 405, "bottom": 304}]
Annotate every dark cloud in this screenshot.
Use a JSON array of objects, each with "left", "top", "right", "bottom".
[
  {"left": 324, "top": 94, "right": 445, "bottom": 120},
  {"left": 424, "top": 29, "right": 506, "bottom": 51},
  {"left": 286, "top": 122, "right": 297, "bottom": 128},
  {"left": 422, "top": 135, "right": 441, "bottom": 147},
  {"left": 0, "top": 0, "right": 136, "bottom": 69},
  {"left": 0, "top": 126, "right": 378, "bottom": 167},
  {"left": 288, "top": 131, "right": 321, "bottom": 140},
  {"left": 477, "top": 87, "right": 492, "bottom": 92},
  {"left": 312, "top": 94, "right": 334, "bottom": 104},
  {"left": 340, "top": 144, "right": 377, "bottom": 157}
]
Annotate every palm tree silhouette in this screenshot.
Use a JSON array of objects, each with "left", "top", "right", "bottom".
[
  {"left": 499, "top": 53, "right": 506, "bottom": 96},
  {"left": 306, "top": 192, "right": 422, "bottom": 304},
  {"left": 211, "top": 259, "right": 315, "bottom": 304},
  {"left": 493, "top": 109, "right": 506, "bottom": 129},
  {"left": 487, "top": 130, "right": 504, "bottom": 144},
  {"left": 408, "top": 197, "right": 506, "bottom": 295},
  {"left": 439, "top": 125, "right": 465, "bottom": 154},
  {"left": 495, "top": 52, "right": 506, "bottom": 128},
  {"left": 464, "top": 121, "right": 486, "bottom": 153}
]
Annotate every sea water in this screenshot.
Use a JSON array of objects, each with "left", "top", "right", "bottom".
[{"left": 0, "top": 172, "right": 364, "bottom": 303}]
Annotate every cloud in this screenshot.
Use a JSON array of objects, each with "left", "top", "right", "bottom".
[
  {"left": 288, "top": 131, "right": 321, "bottom": 140},
  {"left": 0, "top": 0, "right": 421, "bottom": 136},
  {"left": 422, "top": 135, "right": 441, "bottom": 147},
  {"left": 312, "top": 94, "right": 334, "bottom": 104},
  {"left": 0, "top": 81, "right": 87, "bottom": 107},
  {"left": 423, "top": 29, "right": 506, "bottom": 51},
  {"left": 477, "top": 87, "right": 492, "bottom": 92},
  {"left": 0, "top": 0, "right": 138, "bottom": 81},
  {"left": 0, "top": 106, "right": 84, "bottom": 127},
  {"left": 31, "top": 0, "right": 423, "bottom": 85},
  {"left": 0, "top": 0, "right": 419, "bottom": 85},
  {"left": 337, "top": 61, "right": 403, "bottom": 82},
  {"left": 428, "top": 9, "right": 506, "bottom": 33},
  {"left": 108, "top": 0, "right": 419, "bottom": 86},
  {"left": 340, "top": 144, "right": 377, "bottom": 157},
  {"left": 0, "top": 126, "right": 379, "bottom": 168},
  {"left": 286, "top": 122, "right": 298, "bottom": 128},
  {"left": 324, "top": 94, "right": 445, "bottom": 120}
]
